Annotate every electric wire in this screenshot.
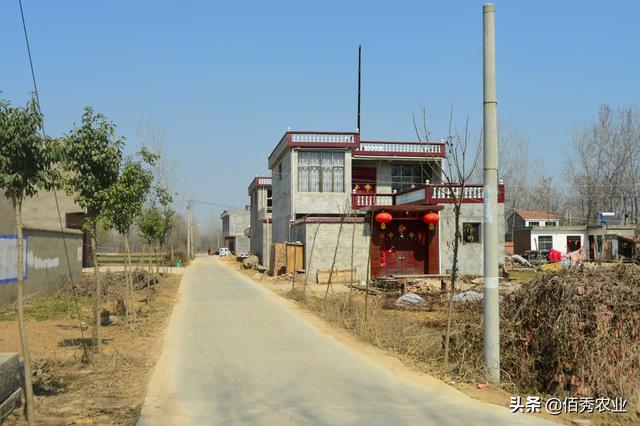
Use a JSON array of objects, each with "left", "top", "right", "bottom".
[{"left": 17, "top": 0, "right": 89, "bottom": 357}]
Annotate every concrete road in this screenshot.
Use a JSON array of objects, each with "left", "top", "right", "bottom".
[{"left": 138, "top": 256, "right": 554, "bottom": 426}]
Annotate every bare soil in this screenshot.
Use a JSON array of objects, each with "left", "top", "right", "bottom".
[{"left": 0, "top": 272, "right": 181, "bottom": 425}]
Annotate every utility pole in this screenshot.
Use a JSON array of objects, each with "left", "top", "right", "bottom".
[
  {"left": 482, "top": 2, "right": 500, "bottom": 384},
  {"left": 187, "top": 200, "right": 192, "bottom": 260}
]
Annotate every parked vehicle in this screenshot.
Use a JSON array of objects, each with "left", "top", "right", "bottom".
[{"left": 219, "top": 247, "right": 231, "bottom": 256}]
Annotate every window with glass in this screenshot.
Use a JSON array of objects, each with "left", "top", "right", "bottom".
[
  {"left": 538, "top": 235, "right": 553, "bottom": 251},
  {"left": 298, "top": 151, "right": 345, "bottom": 192},
  {"left": 545, "top": 221, "right": 557, "bottom": 226},
  {"left": 391, "top": 164, "right": 431, "bottom": 193},
  {"left": 528, "top": 221, "right": 539, "bottom": 227},
  {"left": 463, "top": 223, "right": 481, "bottom": 243},
  {"left": 267, "top": 189, "right": 272, "bottom": 210}
]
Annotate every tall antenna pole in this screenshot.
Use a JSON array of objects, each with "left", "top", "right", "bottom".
[
  {"left": 357, "top": 44, "right": 362, "bottom": 132},
  {"left": 482, "top": 2, "right": 500, "bottom": 384}
]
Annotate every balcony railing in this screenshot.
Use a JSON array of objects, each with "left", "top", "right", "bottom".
[
  {"left": 256, "top": 177, "right": 272, "bottom": 185},
  {"left": 248, "top": 176, "right": 272, "bottom": 195},
  {"left": 396, "top": 184, "right": 506, "bottom": 205},
  {"left": 353, "top": 141, "right": 445, "bottom": 158},
  {"left": 355, "top": 184, "right": 506, "bottom": 208},
  {"left": 290, "top": 132, "right": 357, "bottom": 144},
  {"left": 351, "top": 193, "right": 395, "bottom": 209}
]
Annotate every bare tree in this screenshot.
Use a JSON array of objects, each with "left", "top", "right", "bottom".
[
  {"left": 414, "top": 106, "right": 481, "bottom": 368},
  {"left": 498, "top": 123, "right": 532, "bottom": 220},
  {"left": 565, "top": 105, "right": 640, "bottom": 224}
]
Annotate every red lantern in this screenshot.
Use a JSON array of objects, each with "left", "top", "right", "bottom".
[
  {"left": 375, "top": 211, "right": 392, "bottom": 229},
  {"left": 423, "top": 212, "right": 439, "bottom": 230}
]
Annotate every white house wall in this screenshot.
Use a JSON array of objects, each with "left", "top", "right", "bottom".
[
  {"left": 530, "top": 230, "right": 585, "bottom": 253},
  {"left": 439, "top": 203, "right": 505, "bottom": 276}
]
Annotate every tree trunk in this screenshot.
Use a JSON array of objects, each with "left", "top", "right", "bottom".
[
  {"left": 443, "top": 202, "right": 461, "bottom": 368},
  {"left": 364, "top": 214, "right": 373, "bottom": 321},
  {"left": 91, "top": 224, "right": 102, "bottom": 354},
  {"left": 124, "top": 233, "right": 135, "bottom": 324},
  {"left": 14, "top": 198, "right": 35, "bottom": 425}
]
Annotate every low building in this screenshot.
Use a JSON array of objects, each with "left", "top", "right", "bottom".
[
  {"left": 220, "top": 208, "right": 250, "bottom": 255},
  {"left": 0, "top": 191, "right": 85, "bottom": 309},
  {"left": 513, "top": 220, "right": 637, "bottom": 261},
  {"left": 267, "top": 130, "right": 505, "bottom": 281},
  {"left": 248, "top": 176, "right": 272, "bottom": 265}
]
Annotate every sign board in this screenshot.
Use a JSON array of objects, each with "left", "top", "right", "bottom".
[{"left": 0, "top": 236, "right": 28, "bottom": 284}]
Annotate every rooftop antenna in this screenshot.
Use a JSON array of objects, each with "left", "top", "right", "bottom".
[{"left": 357, "top": 44, "right": 362, "bottom": 133}]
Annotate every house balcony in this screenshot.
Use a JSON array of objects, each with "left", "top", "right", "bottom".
[
  {"left": 268, "top": 130, "right": 446, "bottom": 168},
  {"left": 351, "top": 183, "right": 505, "bottom": 209}
]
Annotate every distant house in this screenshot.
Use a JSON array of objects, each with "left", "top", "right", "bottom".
[
  {"left": 508, "top": 210, "right": 560, "bottom": 230},
  {"left": 248, "top": 176, "right": 272, "bottom": 265},
  {"left": 0, "top": 191, "right": 85, "bottom": 309},
  {"left": 220, "top": 208, "right": 250, "bottom": 255},
  {"left": 511, "top": 208, "right": 637, "bottom": 260}
]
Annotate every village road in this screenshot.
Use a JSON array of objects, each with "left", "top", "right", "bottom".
[{"left": 138, "top": 256, "right": 555, "bottom": 426}]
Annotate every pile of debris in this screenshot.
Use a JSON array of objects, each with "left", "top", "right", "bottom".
[{"left": 458, "top": 264, "right": 640, "bottom": 403}]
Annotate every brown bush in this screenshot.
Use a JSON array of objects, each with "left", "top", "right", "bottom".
[{"left": 458, "top": 264, "right": 640, "bottom": 403}]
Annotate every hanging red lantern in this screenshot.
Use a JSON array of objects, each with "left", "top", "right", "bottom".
[
  {"left": 423, "top": 212, "right": 439, "bottom": 230},
  {"left": 375, "top": 211, "right": 392, "bottom": 229}
]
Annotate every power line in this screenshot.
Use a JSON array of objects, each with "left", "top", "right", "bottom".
[{"left": 17, "top": 0, "right": 88, "bottom": 356}]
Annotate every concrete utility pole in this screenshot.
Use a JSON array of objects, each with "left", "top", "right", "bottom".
[
  {"left": 187, "top": 200, "right": 192, "bottom": 260},
  {"left": 482, "top": 2, "right": 500, "bottom": 384}
]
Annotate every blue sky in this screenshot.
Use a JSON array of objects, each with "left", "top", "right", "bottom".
[{"left": 3, "top": 1, "right": 639, "bottom": 225}]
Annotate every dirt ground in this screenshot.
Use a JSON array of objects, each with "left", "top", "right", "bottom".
[
  {"left": 223, "top": 255, "right": 637, "bottom": 426},
  {"left": 0, "top": 271, "right": 181, "bottom": 425}
]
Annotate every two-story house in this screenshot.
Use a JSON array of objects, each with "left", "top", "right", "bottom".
[
  {"left": 220, "top": 208, "right": 250, "bottom": 255},
  {"left": 267, "top": 130, "right": 505, "bottom": 281},
  {"left": 247, "top": 176, "right": 272, "bottom": 265}
]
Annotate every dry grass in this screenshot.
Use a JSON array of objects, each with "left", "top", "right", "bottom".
[{"left": 286, "top": 288, "right": 446, "bottom": 371}]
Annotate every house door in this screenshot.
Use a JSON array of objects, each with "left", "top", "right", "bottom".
[
  {"left": 228, "top": 238, "right": 236, "bottom": 254},
  {"left": 588, "top": 236, "right": 595, "bottom": 260},
  {"left": 380, "top": 220, "right": 427, "bottom": 276}
]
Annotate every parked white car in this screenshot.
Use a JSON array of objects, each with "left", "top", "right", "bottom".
[{"left": 219, "top": 247, "right": 232, "bottom": 256}]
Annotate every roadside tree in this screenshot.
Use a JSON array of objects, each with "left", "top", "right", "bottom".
[
  {"left": 63, "top": 107, "right": 124, "bottom": 354},
  {"left": 103, "top": 148, "right": 157, "bottom": 324},
  {"left": 0, "top": 96, "right": 59, "bottom": 424}
]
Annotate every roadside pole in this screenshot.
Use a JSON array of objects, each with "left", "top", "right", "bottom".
[
  {"left": 482, "top": 2, "right": 500, "bottom": 384},
  {"left": 187, "top": 200, "right": 192, "bottom": 260}
]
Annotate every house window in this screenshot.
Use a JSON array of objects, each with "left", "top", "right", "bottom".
[
  {"left": 567, "top": 236, "right": 581, "bottom": 252},
  {"left": 463, "top": 223, "right": 481, "bottom": 243},
  {"left": 298, "top": 151, "right": 344, "bottom": 192},
  {"left": 267, "top": 189, "right": 272, "bottom": 209},
  {"left": 391, "top": 164, "right": 430, "bottom": 193},
  {"left": 528, "top": 221, "right": 539, "bottom": 227},
  {"left": 546, "top": 221, "right": 557, "bottom": 226},
  {"left": 537, "top": 235, "right": 553, "bottom": 251},
  {"left": 278, "top": 163, "right": 282, "bottom": 180}
]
